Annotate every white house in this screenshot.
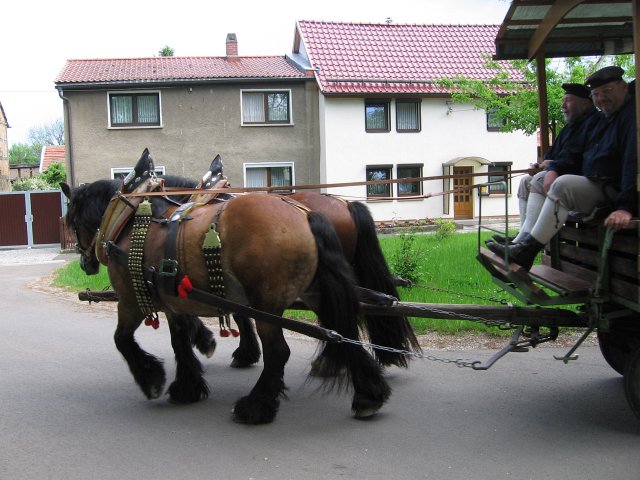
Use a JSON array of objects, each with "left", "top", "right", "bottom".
[{"left": 290, "top": 21, "right": 538, "bottom": 221}]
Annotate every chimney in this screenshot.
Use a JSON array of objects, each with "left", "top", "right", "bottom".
[{"left": 226, "top": 33, "right": 238, "bottom": 56}]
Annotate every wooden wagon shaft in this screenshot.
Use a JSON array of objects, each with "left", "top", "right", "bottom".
[{"left": 79, "top": 290, "right": 584, "bottom": 329}]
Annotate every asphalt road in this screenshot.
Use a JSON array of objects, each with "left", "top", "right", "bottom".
[{"left": 1, "top": 255, "right": 639, "bottom": 480}]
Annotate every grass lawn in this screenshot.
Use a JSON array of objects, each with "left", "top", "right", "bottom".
[{"left": 52, "top": 230, "right": 521, "bottom": 335}]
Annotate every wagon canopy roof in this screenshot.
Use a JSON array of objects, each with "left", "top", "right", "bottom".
[{"left": 494, "top": 0, "right": 634, "bottom": 60}]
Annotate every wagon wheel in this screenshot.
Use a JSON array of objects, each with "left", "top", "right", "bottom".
[
  {"left": 598, "top": 330, "right": 633, "bottom": 375},
  {"left": 624, "top": 345, "right": 640, "bottom": 420},
  {"left": 597, "top": 316, "right": 640, "bottom": 375}
]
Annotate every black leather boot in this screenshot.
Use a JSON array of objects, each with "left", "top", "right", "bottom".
[
  {"left": 486, "top": 233, "right": 516, "bottom": 246},
  {"left": 486, "top": 233, "right": 543, "bottom": 271}
]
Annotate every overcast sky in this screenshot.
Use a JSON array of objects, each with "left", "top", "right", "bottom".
[{"left": 1, "top": 0, "right": 511, "bottom": 146}]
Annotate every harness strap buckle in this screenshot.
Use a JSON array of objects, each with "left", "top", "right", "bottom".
[{"left": 159, "top": 259, "right": 179, "bottom": 277}]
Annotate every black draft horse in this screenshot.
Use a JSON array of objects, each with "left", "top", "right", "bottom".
[{"left": 62, "top": 153, "right": 391, "bottom": 424}]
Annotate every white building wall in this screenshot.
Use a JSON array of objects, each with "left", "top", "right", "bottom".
[{"left": 320, "top": 96, "right": 538, "bottom": 222}]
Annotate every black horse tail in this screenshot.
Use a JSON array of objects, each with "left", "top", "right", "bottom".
[
  {"left": 347, "top": 201, "right": 421, "bottom": 367},
  {"left": 307, "top": 211, "right": 391, "bottom": 412},
  {"left": 307, "top": 212, "right": 369, "bottom": 375}
]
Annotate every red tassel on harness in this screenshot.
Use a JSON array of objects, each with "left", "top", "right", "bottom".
[
  {"left": 178, "top": 275, "right": 193, "bottom": 298},
  {"left": 144, "top": 315, "right": 160, "bottom": 330}
]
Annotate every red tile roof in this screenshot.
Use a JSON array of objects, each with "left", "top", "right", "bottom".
[
  {"left": 56, "top": 56, "right": 307, "bottom": 85},
  {"left": 39, "top": 145, "right": 65, "bottom": 173},
  {"left": 295, "top": 21, "right": 523, "bottom": 95}
]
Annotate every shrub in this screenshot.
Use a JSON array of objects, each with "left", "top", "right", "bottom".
[
  {"left": 435, "top": 218, "right": 456, "bottom": 240},
  {"left": 390, "top": 229, "right": 422, "bottom": 284},
  {"left": 12, "top": 177, "right": 53, "bottom": 191}
]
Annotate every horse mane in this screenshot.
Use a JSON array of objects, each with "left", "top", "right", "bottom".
[
  {"left": 160, "top": 175, "right": 197, "bottom": 189},
  {"left": 71, "top": 179, "right": 121, "bottom": 232},
  {"left": 70, "top": 175, "right": 199, "bottom": 231}
]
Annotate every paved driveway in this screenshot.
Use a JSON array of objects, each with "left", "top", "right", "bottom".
[{"left": 1, "top": 254, "right": 639, "bottom": 480}]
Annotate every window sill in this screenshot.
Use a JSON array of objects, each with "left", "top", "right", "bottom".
[
  {"left": 241, "top": 123, "right": 294, "bottom": 127},
  {"left": 108, "top": 125, "right": 163, "bottom": 130}
]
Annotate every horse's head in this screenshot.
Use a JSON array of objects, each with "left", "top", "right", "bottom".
[{"left": 61, "top": 180, "right": 118, "bottom": 275}]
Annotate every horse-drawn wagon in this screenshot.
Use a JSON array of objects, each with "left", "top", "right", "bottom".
[{"left": 66, "top": 0, "right": 640, "bottom": 422}]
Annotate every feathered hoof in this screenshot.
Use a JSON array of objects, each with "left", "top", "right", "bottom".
[
  {"left": 140, "top": 365, "right": 166, "bottom": 400},
  {"left": 354, "top": 407, "right": 380, "bottom": 419},
  {"left": 201, "top": 342, "right": 216, "bottom": 359},
  {"left": 232, "top": 395, "right": 279, "bottom": 424},
  {"left": 195, "top": 335, "right": 217, "bottom": 358},
  {"left": 147, "top": 383, "right": 164, "bottom": 400},
  {"left": 230, "top": 348, "right": 261, "bottom": 368},
  {"left": 167, "top": 379, "right": 210, "bottom": 404}
]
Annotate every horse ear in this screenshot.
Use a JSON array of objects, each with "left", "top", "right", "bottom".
[
  {"left": 210, "top": 154, "right": 223, "bottom": 176},
  {"left": 60, "top": 182, "right": 72, "bottom": 200},
  {"left": 135, "top": 149, "right": 153, "bottom": 173}
]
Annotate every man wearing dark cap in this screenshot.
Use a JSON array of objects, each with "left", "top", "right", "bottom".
[
  {"left": 489, "top": 66, "right": 636, "bottom": 270},
  {"left": 491, "top": 82, "right": 598, "bottom": 245}
]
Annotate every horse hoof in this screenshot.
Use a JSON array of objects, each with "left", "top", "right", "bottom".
[
  {"left": 232, "top": 395, "right": 278, "bottom": 424},
  {"left": 354, "top": 407, "right": 379, "bottom": 419},
  {"left": 230, "top": 358, "right": 253, "bottom": 368},
  {"left": 149, "top": 384, "right": 163, "bottom": 400}
]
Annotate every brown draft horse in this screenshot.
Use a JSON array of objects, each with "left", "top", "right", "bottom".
[
  {"left": 61, "top": 152, "right": 390, "bottom": 424},
  {"left": 177, "top": 157, "right": 419, "bottom": 371}
]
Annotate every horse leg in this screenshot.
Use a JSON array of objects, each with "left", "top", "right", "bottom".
[
  {"left": 188, "top": 315, "right": 217, "bottom": 358},
  {"left": 230, "top": 314, "right": 261, "bottom": 368},
  {"left": 232, "top": 323, "right": 290, "bottom": 424},
  {"left": 348, "top": 201, "right": 420, "bottom": 367},
  {"left": 306, "top": 211, "right": 391, "bottom": 418},
  {"left": 167, "top": 314, "right": 210, "bottom": 403},
  {"left": 113, "top": 304, "right": 166, "bottom": 399}
]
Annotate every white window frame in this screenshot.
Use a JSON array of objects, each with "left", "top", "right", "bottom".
[
  {"left": 107, "top": 90, "right": 163, "bottom": 130},
  {"left": 240, "top": 89, "right": 293, "bottom": 126},
  {"left": 110, "top": 165, "right": 165, "bottom": 180},
  {"left": 243, "top": 162, "right": 295, "bottom": 192}
]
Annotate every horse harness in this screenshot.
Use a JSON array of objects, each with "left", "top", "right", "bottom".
[{"left": 99, "top": 177, "right": 313, "bottom": 334}]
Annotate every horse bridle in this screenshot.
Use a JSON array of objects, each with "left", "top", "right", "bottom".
[{"left": 72, "top": 222, "right": 98, "bottom": 260}]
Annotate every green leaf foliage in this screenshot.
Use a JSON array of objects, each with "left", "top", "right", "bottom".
[
  {"left": 439, "top": 54, "right": 635, "bottom": 141},
  {"left": 41, "top": 162, "right": 67, "bottom": 186},
  {"left": 9, "top": 142, "right": 41, "bottom": 165}
]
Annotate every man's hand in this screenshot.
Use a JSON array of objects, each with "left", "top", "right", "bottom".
[
  {"left": 526, "top": 162, "right": 542, "bottom": 176},
  {"left": 604, "top": 209, "right": 633, "bottom": 230},
  {"left": 542, "top": 170, "right": 558, "bottom": 195}
]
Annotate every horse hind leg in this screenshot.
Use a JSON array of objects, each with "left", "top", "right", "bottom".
[
  {"left": 114, "top": 306, "right": 166, "bottom": 399},
  {"left": 306, "top": 211, "right": 391, "bottom": 418},
  {"left": 233, "top": 323, "right": 289, "bottom": 424},
  {"left": 167, "top": 314, "right": 210, "bottom": 403},
  {"left": 230, "top": 314, "right": 261, "bottom": 368},
  {"left": 348, "top": 201, "right": 420, "bottom": 367}
]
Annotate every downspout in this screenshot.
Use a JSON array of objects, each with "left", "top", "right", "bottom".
[{"left": 56, "top": 87, "right": 75, "bottom": 186}]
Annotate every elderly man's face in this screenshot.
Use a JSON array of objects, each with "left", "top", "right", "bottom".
[
  {"left": 561, "top": 94, "right": 593, "bottom": 123},
  {"left": 590, "top": 80, "right": 628, "bottom": 117}
]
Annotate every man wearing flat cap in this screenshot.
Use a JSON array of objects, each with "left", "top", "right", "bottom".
[
  {"left": 490, "top": 82, "right": 599, "bottom": 246},
  {"left": 489, "top": 65, "right": 637, "bottom": 270}
]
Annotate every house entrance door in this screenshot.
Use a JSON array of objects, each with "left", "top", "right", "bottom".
[{"left": 453, "top": 166, "right": 473, "bottom": 219}]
